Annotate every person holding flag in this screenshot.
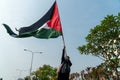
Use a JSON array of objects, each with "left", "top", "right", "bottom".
[
  {"left": 57, "top": 46, "right": 72, "bottom": 80},
  {"left": 3, "top": 1, "right": 72, "bottom": 79}
]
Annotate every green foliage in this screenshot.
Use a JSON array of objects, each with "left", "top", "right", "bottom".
[
  {"left": 78, "top": 13, "right": 120, "bottom": 59},
  {"left": 33, "top": 64, "right": 57, "bottom": 80},
  {"left": 24, "top": 76, "right": 30, "bottom": 80},
  {"left": 78, "top": 13, "right": 120, "bottom": 79}
]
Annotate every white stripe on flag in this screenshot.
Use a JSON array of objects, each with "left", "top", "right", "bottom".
[{"left": 38, "top": 23, "right": 50, "bottom": 30}]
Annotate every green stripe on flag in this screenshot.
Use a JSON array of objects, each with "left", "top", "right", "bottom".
[{"left": 33, "top": 28, "right": 62, "bottom": 39}]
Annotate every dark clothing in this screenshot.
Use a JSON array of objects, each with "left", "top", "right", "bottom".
[{"left": 58, "top": 48, "right": 72, "bottom": 80}]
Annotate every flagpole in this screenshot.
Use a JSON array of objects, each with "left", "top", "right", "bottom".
[
  {"left": 61, "top": 32, "right": 68, "bottom": 56},
  {"left": 62, "top": 33, "right": 65, "bottom": 47},
  {"left": 56, "top": 0, "right": 68, "bottom": 56},
  {"left": 55, "top": 0, "right": 68, "bottom": 56}
]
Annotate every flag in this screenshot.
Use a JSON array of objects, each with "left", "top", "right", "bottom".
[{"left": 3, "top": 1, "right": 62, "bottom": 39}]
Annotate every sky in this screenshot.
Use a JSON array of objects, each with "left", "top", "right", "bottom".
[{"left": 0, "top": 0, "right": 120, "bottom": 80}]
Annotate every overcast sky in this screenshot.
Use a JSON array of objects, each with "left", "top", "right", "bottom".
[{"left": 0, "top": 0, "right": 120, "bottom": 80}]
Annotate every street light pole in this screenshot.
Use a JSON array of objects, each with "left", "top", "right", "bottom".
[
  {"left": 30, "top": 52, "right": 34, "bottom": 77},
  {"left": 24, "top": 49, "right": 42, "bottom": 80}
]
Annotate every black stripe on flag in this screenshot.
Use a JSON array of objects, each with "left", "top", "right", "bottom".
[{"left": 19, "top": 2, "right": 56, "bottom": 34}]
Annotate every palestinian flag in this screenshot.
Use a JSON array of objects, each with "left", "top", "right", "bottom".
[{"left": 3, "top": 1, "right": 62, "bottom": 39}]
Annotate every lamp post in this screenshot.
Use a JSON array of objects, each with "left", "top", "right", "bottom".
[{"left": 24, "top": 49, "right": 42, "bottom": 80}]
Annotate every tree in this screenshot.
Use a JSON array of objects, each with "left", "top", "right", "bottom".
[
  {"left": 78, "top": 13, "right": 120, "bottom": 79},
  {"left": 69, "top": 72, "right": 80, "bottom": 80},
  {"left": 33, "top": 64, "right": 57, "bottom": 80}
]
